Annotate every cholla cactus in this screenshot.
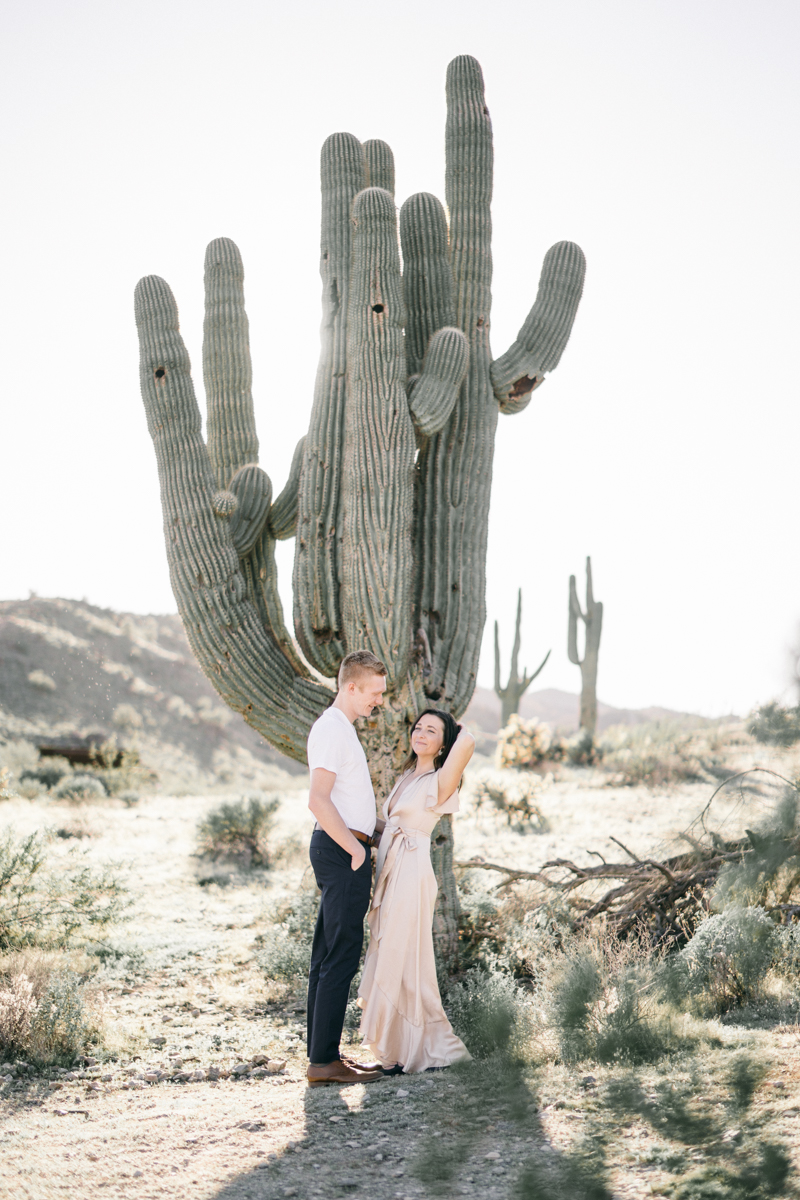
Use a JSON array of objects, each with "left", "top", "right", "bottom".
[
  {"left": 497, "top": 712, "right": 556, "bottom": 770},
  {"left": 134, "top": 55, "right": 585, "bottom": 964},
  {"left": 470, "top": 766, "right": 547, "bottom": 829}
]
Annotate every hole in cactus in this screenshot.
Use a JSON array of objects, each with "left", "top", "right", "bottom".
[
  {"left": 154, "top": 367, "right": 166, "bottom": 380},
  {"left": 509, "top": 374, "right": 539, "bottom": 399},
  {"left": 372, "top": 304, "right": 384, "bottom": 314}
]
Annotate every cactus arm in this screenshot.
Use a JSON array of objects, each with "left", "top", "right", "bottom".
[
  {"left": 227, "top": 463, "right": 272, "bottom": 557},
  {"left": 293, "top": 133, "right": 367, "bottom": 676},
  {"left": 135, "top": 274, "right": 331, "bottom": 761},
  {"left": 341, "top": 187, "right": 414, "bottom": 684},
  {"left": 202, "top": 238, "right": 260, "bottom": 488},
  {"left": 521, "top": 648, "right": 551, "bottom": 690},
  {"left": 406, "top": 327, "right": 469, "bottom": 437},
  {"left": 585, "top": 554, "right": 595, "bottom": 610},
  {"left": 268, "top": 436, "right": 305, "bottom": 540},
  {"left": 399, "top": 192, "right": 456, "bottom": 377},
  {"left": 413, "top": 55, "right": 495, "bottom": 717},
  {"left": 490, "top": 241, "right": 587, "bottom": 414},
  {"left": 364, "top": 139, "right": 395, "bottom": 194},
  {"left": 510, "top": 587, "right": 523, "bottom": 681},
  {"left": 568, "top": 574, "right": 583, "bottom": 665}
]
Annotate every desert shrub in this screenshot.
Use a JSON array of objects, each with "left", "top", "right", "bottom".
[
  {"left": 53, "top": 774, "right": 107, "bottom": 801},
  {"left": 598, "top": 720, "right": 719, "bottom": 787},
  {"left": 0, "top": 955, "right": 94, "bottom": 1065},
  {"left": 747, "top": 701, "right": 800, "bottom": 747},
  {"left": 673, "top": 906, "right": 779, "bottom": 1014},
  {"left": 444, "top": 966, "right": 529, "bottom": 1058},
  {"left": 20, "top": 763, "right": 71, "bottom": 790},
  {"left": 712, "top": 789, "right": 799, "bottom": 910},
  {"left": 196, "top": 793, "right": 279, "bottom": 867},
  {"left": 0, "top": 740, "right": 40, "bottom": 778},
  {"left": 256, "top": 890, "right": 319, "bottom": 983},
  {"left": 546, "top": 934, "right": 672, "bottom": 1064},
  {"left": 470, "top": 767, "right": 547, "bottom": 829},
  {"left": 0, "top": 830, "right": 127, "bottom": 950},
  {"left": 497, "top": 714, "right": 563, "bottom": 769},
  {"left": 565, "top": 729, "right": 598, "bottom": 765}
]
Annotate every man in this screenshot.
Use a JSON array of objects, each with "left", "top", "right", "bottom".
[{"left": 305, "top": 649, "right": 388, "bottom": 1086}]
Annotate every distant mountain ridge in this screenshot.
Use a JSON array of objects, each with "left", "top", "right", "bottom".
[{"left": 463, "top": 685, "right": 697, "bottom": 739}]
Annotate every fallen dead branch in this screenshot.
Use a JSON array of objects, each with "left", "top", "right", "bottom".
[{"left": 455, "top": 769, "right": 800, "bottom": 947}]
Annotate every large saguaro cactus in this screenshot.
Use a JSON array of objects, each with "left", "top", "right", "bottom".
[
  {"left": 568, "top": 557, "right": 603, "bottom": 735},
  {"left": 134, "top": 56, "right": 585, "bottom": 965}
]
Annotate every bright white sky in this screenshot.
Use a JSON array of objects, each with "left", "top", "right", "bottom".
[{"left": 2, "top": 0, "right": 798, "bottom": 719}]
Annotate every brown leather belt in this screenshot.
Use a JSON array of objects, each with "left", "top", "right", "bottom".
[{"left": 314, "top": 823, "right": 372, "bottom": 844}]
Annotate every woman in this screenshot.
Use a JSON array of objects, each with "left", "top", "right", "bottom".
[{"left": 357, "top": 709, "right": 476, "bottom": 1074}]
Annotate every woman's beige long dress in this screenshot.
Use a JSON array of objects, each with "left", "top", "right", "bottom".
[{"left": 357, "top": 768, "right": 470, "bottom": 1073}]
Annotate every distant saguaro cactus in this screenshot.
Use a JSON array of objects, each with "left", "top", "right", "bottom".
[
  {"left": 134, "top": 56, "right": 585, "bottom": 965},
  {"left": 494, "top": 590, "right": 550, "bottom": 727},
  {"left": 568, "top": 557, "right": 603, "bottom": 735}
]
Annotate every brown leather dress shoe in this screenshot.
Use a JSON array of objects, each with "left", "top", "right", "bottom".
[{"left": 306, "top": 1060, "right": 383, "bottom": 1087}]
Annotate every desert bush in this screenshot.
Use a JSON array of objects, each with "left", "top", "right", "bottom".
[
  {"left": 20, "top": 763, "right": 71, "bottom": 790},
  {"left": 196, "top": 794, "right": 279, "bottom": 867},
  {"left": 53, "top": 774, "right": 107, "bottom": 801},
  {"left": 497, "top": 714, "right": 562, "bottom": 770},
  {"left": 444, "top": 966, "right": 530, "bottom": 1058},
  {"left": 546, "top": 933, "right": 673, "bottom": 1064},
  {"left": 0, "top": 953, "right": 96, "bottom": 1065},
  {"left": 0, "top": 830, "right": 127, "bottom": 950},
  {"left": 256, "top": 890, "right": 319, "bottom": 983},
  {"left": 673, "top": 906, "right": 779, "bottom": 1014},
  {"left": 0, "top": 739, "right": 40, "bottom": 778},
  {"left": 747, "top": 701, "right": 800, "bottom": 747},
  {"left": 470, "top": 767, "right": 548, "bottom": 829}
]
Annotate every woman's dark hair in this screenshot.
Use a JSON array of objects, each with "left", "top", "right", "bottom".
[{"left": 402, "top": 709, "right": 460, "bottom": 774}]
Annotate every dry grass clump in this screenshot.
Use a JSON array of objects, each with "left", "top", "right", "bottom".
[
  {"left": 0, "top": 951, "right": 102, "bottom": 1065},
  {"left": 196, "top": 793, "right": 280, "bottom": 868}
]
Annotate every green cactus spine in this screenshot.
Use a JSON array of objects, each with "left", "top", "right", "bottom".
[
  {"left": 568, "top": 557, "right": 603, "bottom": 735},
  {"left": 134, "top": 56, "right": 585, "bottom": 967}
]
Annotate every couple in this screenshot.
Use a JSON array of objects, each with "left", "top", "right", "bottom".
[{"left": 305, "top": 649, "right": 475, "bottom": 1086}]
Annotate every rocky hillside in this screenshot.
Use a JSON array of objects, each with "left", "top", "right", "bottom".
[{"left": 0, "top": 596, "right": 303, "bottom": 787}]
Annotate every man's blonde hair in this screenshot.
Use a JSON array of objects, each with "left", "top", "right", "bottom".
[{"left": 338, "top": 650, "right": 387, "bottom": 688}]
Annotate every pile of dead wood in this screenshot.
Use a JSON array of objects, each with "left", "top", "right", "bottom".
[{"left": 456, "top": 770, "right": 800, "bottom": 948}]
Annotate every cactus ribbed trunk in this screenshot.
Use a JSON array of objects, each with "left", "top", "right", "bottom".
[
  {"left": 134, "top": 56, "right": 585, "bottom": 971},
  {"left": 568, "top": 557, "right": 603, "bottom": 736}
]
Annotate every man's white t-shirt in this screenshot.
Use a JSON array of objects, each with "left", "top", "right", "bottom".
[{"left": 307, "top": 706, "right": 376, "bottom": 837}]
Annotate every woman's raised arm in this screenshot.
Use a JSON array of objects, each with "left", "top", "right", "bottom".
[{"left": 438, "top": 728, "right": 476, "bottom": 803}]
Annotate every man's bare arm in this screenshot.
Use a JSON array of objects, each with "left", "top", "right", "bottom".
[{"left": 308, "top": 768, "right": 366, "bottom": 871}]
